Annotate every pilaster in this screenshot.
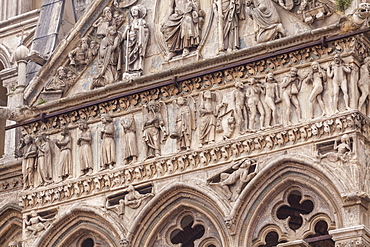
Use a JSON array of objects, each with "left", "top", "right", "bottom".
[{"left": 330, "top": 225, "right": 370, "bottom": 247}]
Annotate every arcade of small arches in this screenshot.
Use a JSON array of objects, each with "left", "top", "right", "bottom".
[{"left": 1, "top": 159, "right": 348, "bottom": 247}]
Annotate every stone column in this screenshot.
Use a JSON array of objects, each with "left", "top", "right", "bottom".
[{"left": 330, "top": 225, "right": 370, "bottom": 246}]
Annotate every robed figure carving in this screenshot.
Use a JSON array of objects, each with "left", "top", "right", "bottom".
[
  {"left": 142, "top": 101, "right": 168, "bottom": 158},
  {"left": 122, "top": 5, "right": 149, "bottom": 77},
  {"left": 36, "top": 134, "right": 53, "bottom": 185},
  {"left": 245, "top": 0, "right": 286, "bottom": 43},
  {"left": 161, "top": 0, "right": 205, "bottom": 61},
  {"left": 55, "top": 127, "right": 72, "bottom": 180},
  {"left": 78, "top": 120, "right": 93, "bottom": 175},
  {"left": 121, "top": 115, "right": 138, "bottom": 165},
  {"left": 100, "top": 114, "right": 116, "bottom": 170},
  {"left": 19, "top": 135, "right": 38, "bottom": 189},
  {"left": 92, "top": 26, "right": 123, "bottom": 89}
]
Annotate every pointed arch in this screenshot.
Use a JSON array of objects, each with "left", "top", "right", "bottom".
[
  {"left": 35, "top": 206, "right": 126, "bottom": 247},
  {"left": 0, "top": 204, "right": 22, "bottom": 247},
  {"left": 128, "top": 181, "right": 231, "bottom": 246},
  {"left": 232, "top": 155, "right": 344, "bottom": 246},
  {"left": 0, "top": 43, "right": 12, "bottom": 69}
]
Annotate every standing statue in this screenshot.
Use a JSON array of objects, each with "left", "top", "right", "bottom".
[
  {"left": 245, "top": 78, "right": 265, "bottom": 129},
  {"left": 120, "top": 115, "right": 138, "bottom": 165},
  {"left": 161, "top": 0, "right": 205, "bottom": 61},
  {"left": 233, "top": 81, "right": 248, "bottom": 134},
  {"left": 100, "top": 114, "right": 116, "bottom": 170},
  {"left": 214, "top": 0, "right": 245, "bottom": 51},
  {"left": 92, "top": 26, "right": 123, "bottom": 89},
  {"left": 35, "top": 134, "right": 53, "bottom": 186},
  {"left": 142, "top": 101, "right": 168, "bottom": 158},
  {"left": 358, "top": 57, "right": 370, "bottom": 111},
  {"left": 68, "top": 37, "right": 90, "bottom": 67},
  {"left": 245, "top": 0, "right": 286, "bottom": 43},
  {"left": 198, "top": 91, "right": 225, "bottom": 147},
  {"left": 122, "top": 5, "right": 149, "bottom": 77},
  {"left": 327, "top": 54, "right": 351, "bottom": 112},
  {"left": 21, "top": 135, "right": 38, "bottom": 189},
  {"left": 281, "top": 67, "right": 302, "bottom": 124},
  {"left": 78, "top": 120, "right": 93, "bottom": 175},
  {"left": 263, "top": 73, "right": 281, "bottom": 127},
  {"left": 170, "top": 97, "right": 196, "bottom": 151},
  {"left": 303, "top": 61, "right": 327, "bottom": 119},
  {"left": 55, "top": 127, "right": 72, "bottom": 180},
  {"left": 93, "top": 7, "right": 113, "bottom": 37}
]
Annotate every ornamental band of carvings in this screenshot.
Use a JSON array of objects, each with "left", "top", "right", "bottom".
[{"left": 20, "top": 111, "right": 369, "bottom": 209}]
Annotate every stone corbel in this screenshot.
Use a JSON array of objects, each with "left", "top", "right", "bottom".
[{"left": 330, "top": 225, "right": 370, "bottom": 247}]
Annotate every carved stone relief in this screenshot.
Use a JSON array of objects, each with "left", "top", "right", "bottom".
[
  {"left": 100, "top": 114, "right": 116, "bottom": 169},
  {"left": 24, "top": 210, "right": 54, "bottom": 237},
  {"left": 55, "top": 127, "right": 72, "bottom": 180},
  {"left": 78, "top": 119, "right": 93, "bottom": 175},
  {"left": 120, "top": 114, "right": 138, "bottom": 165}
]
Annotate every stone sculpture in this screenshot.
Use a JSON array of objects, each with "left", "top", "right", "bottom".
[
  {"left": 170, "top": 97, "right": 196, "bottom": 151},
  {"left": 87, "top": 40, "right": 99, "bottom": 60},
  {"left": 124, "top": 184, "right": 153, "bottom": 209},
  {"left": 44, "top": 67, "right": 67, "bottom": 92},
  {"left": 161, "top": 0, "right": 204, "bottom": 61},
  {"left": 327, "top": 54, "right": 351, "bottom": 112},
  {"left": 263, "top": 72, "right": 281, "bottom": 127},
  {"left": 21, "top": 135, "right": 38, "bottom": 189},
  {"left": 233, "top": 81, "right": 248, "bottom": 134},
  {"left": 24, "top": 210, "right": 52, "bottom": 236},
  {"left": 120, "top": 115, "right": 138, "bottom": 165},
  {"left": 281, "top": 67, "right": 302, "bottom": 124},
  {"left": 214, "top": 0, "right": 244, "bottom": 51},
  {"left": 78, "top": 120, "right": 93, "bottom": 175},
  {"left": 122, "top": 5, "right": 149, "bottom": 77},
  {"left": 219, "top": 159, "right": 257, "bottom": 200},
  {"left": 358, "top": 57, "right": 370, "bottom": 111},
  {"left": 142, "top": 101, "right": 168, "bottom": 158},
  {"left": 245, "top": 79, "right": 265, "bottom": 129},
  {"left": 68, "top": 37, "right": 90, "bottom": 67},
  {"left": 55, "top": 127, "right": 72, "bottom": 180},
  {"left": 100, "top": 114, "right": 116, "bottom": 170},
  {"left": 8, "top": 241, "right": 20, "bottom": 247},
  {"left": 93, "top": 7, "right": 113, "bottom": 37},
  {"left": 303, "top": 61, "right": 327, "bottom": 119},
  {"left": 198, "top": 91, "right": 225, "bottom": 147},
  {"left": 318, "top": 134, "right": 352, "bottom": 162},
  {"left": 92, "top": 26, "right": 123, "bottom": 89},
  {"left": 35, "top": 134, "right": 53, "bottom": 186},
  {"left": 245, "top": 0, "right": 286, "bottom": 43},
  {"left": 340, "top": 3, "right": 370, "bottom": 32}
]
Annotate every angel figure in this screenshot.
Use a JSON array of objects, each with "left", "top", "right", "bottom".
[
  {"left": 219, "top": 159, "right": 258, "bottom": 200},
  {"left": 124, "top": 184, "right": 153, "bottom": 209},
  {"left": 318, "top": 134, "right": 352, "bottom": 162},
  {"left": 24, "top": 210, "right": 53, "bottom": 236},
  {"left": 170, "top": 97, "right": 196, "bottom": 151},
  {"left": 198, "top": 91, "right": 226, "bottom": 147},
  {"left": 142, "top": 101, "right": 168, "bottom": 158},
  {"left": 122, "top": 5, "right": 149, "bottom": 77}
]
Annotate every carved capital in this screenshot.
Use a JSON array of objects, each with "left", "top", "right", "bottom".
[{"left": 330, "top": 226, "right": 370, "bottom": 247}]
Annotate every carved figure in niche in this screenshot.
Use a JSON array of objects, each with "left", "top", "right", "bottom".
[
  {"left": 160, "top": 0, "right": 205, "bottom": 61},
  {"left": 263, "top": 73, "right": 281, "bottom": 127},
  {"left": 281, "top": 67, "right": 302, "bottom": 124},
  {"left": 245, "top": 78, "right": 265, "bottom": 129},
  {"left": 327, "top": 54, "right": 351, "bottom": 112},
  {"left": 120, "top": 115, "right": 138, "bottom": 165},
  {"left": 219, "top": 159, "right": 257, "bottom": 200},
  {"left": 21, "top": 135, "right": 37, "bottom": 189},
  {"left": 68, "top": 37, "right": 90, "bottom": 67},
  {"left": 55, "top": 127, "right": 72, "bottom": 180},
  {"left": 24, "top": 210, "right": 52, "bottom": 236},
  {"left": 87, "top": 40, "right": 99, "bottom": 61},
  {"left": 44, "top": 67, "right": 67, "bottom": 92},
  {"left": 92, "top": 26, "right": 123, "bottom": 89},
  {"left": 245, "top": 0, "right": 286, "bottom": 43},
  {"left": 100, "top": 114, "right": 116, "bottom": 170},
  {"left": 35, "top": 134, "right": 53, "bottom": 186},
  {"left": 340, "top": 3, "right": 370, "bottom": 33},
  {"left": 93, "top": 7, "right": 113, "bottom": 37},
  {"left": 124, "top": 184, "right": 153, "bottom": 209},
  {"left": 318, "top": 134, "right": 352, "bottom": 162},
  {"left": 358, "top": 57, "right": 370, "bottom": 111},
  {"left": 303, "top": 61, "right": 327, "bottom": 119},
  {"left": 214, "top": 0, "right": 245, "bottom": 52},
  {"left": 233, "top": 81, "right": 249, "bottom": 134},
  {"left": 142, "top": 101, "right": 168, "bottom": 158},
  {"left": 122, "top": 5, "right": 149, "bottom": 77},
  {"left": 170, "top": 97, "right": 196, "bottom": 151},
  {"left": 224, "top": 112, "right": 236, "bottom": 139},
  {"left": 198, "top": 91, "right": 225, "bottom": 147},
  {"left": 78, "top": 120, "right": 93, "bottom": 175}
]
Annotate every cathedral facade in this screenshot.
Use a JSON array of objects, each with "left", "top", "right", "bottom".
[{"left": 1, "top": 0, "right": 370, "bottom": 246}]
